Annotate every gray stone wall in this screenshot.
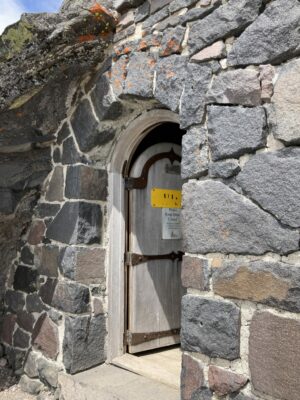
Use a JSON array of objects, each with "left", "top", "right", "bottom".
[{"left": 1, "top": 0, "right": 300, "bottom": 399}]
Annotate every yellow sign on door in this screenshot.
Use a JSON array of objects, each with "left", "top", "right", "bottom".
[{"left": 151, "top": 188, "right": 182, "bottom": 208}]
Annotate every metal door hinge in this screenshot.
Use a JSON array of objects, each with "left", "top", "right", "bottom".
[{"left": 125, "top": 251, "right": 183, "bottom": 267}]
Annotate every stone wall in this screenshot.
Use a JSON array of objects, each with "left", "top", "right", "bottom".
[{"left": 0, "top": 0, "right": 300, "bottom": 399}]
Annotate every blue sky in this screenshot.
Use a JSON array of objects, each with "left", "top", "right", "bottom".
[{"left": 0, "top": 0, "right": 62, "bottom": 34}]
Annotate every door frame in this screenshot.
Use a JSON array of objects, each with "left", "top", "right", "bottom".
[{"left": 107, "top": 109, "right": 179, "bottom": 362}]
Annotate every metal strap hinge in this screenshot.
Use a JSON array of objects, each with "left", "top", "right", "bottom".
[{"left": 125, "top": 251, "right": 183, "bottom": 267}]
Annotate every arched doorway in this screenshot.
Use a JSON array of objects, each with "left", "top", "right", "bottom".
[{"left": 108, "top": 111, "right": 185, "bottom": 386}]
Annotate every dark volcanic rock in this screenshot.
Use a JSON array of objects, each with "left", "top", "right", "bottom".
[
  {"left": 62, "top": 137, "right": 84, "bottom": 165},
  {"left": 237, "top": 148, "right": 300, "bottom": 228},
  {"left": 13, "top": 328, "right": 30, "bottom": 349},
  {"left": 63, "top": 314, "right": 107, "bottom": 373},
  {"left": 181, "top": 126, "right": 208, "bottom": 179},
  {"left": 0, "top": 189, "right": 17, "bottom": 214},
  {"left": 46, "top": 202, "right": 102, "bottom": 245},
  {"left": 181, "top": 295, "right": 240, "bottom": 360},
  {"left": 13, "top": 265, "right": 38, "bottom": 293},
  {"left": 182, "top": 180, "right": 299, "bottom": 255},
  {"left": 71, "top": 99, "right": 115, "bottom": 153},
  {"left": 228, "top": 0, "right": 300, "bottom": 66},
  {"left": 5, "top": 290, "right": 25, "bottom": 313},
  {"left": 188, "top": 0, "right": 261, "bottom": 55}
]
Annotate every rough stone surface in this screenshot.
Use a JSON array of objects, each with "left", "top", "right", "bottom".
[
  {"left": 13, "top": 328, "right": 30, "bottom": 349},
  {"left": 188, "top": 0, "right": 261, "bottom": 55},
  {"left": 114, "top": 0, "right": 144, "bottom": 12},
  {"left": 208, "top": 366, "right": 247, "bottom": 396},
  {"left": 209, "top": 159, "right": 240, "bottom": 179},
  {"left": 32, "top": 313, "right": 59, "bottom": 360},
  {"left": 181, "top": 295, "right": 240, "bottom": 360},
  {"left": 237, "top": 148, "right": 300, "bottom": 227},
  {"left": 0, "top": 189, "right": 17, "bottom": 214},
  {"left": 63, "top": 314, "right": 107, "bottom": 374},
  {"left": 27, "top": 220, "right": 46, "bottom": 245},
  {"left": 46, "top": 202, "right": 102, "bottom": 245},
  {"left": 143, "top": 6, "right": 169, "bottom": 29},
  {"left": 1, "top": 314, "right": 17, "bottom": 345},
  {"left": 191, "top": 41, "right": 226, "bottom": 63},
  {"left": 181, "top": 256, "right": 209, "bottom": 291},
  {"left": 52, "top": 281, "right": 90, "bottom": 314},
  {"left": 26, "top": 293, "right": 47, "bottom": 313},
  {"left": 19, "top": 375, "right": 44, "bottom": 395},
  {"left": 259, "top": 64, "right": 275, "bottom": 103},
  {"left": 39, "top": 278, "right": 57, "bottom": 306},
  {"left": 65, "top": 166, "right": 108, "bottom": 201},
  {"left": 24, "top": 352, "right": 40, "bottom": 379},
  {"left": 71, "top": 99, "right": 115, "bottom": 153},
  {"left": 5, "top": 290, "right": 25, "bottom": 313},
  {"left": 37, "top": 358, "right": 61, "bottom": 388},
  {"left": 123, "top": 53, "right": 156, "bottom": 98},
  {"left": 213, "top": 260, "right": 300, "bottom": 313},
  {"left": 45, "top": 167, "right": 64, "bottom": 203},
  {"left": 155, "top": 55, "right": 187, "bottom": 112},
  {"left": 59, "top": 246, "right": 106, "bottom": 284},
  {"left": 35, "top": 245, "right": 60, "bottom": 277},
  {"left": 20, "top": 247, "right": 34, "bottom": 265},
  {"left": 179, "top": 0, "right": 222, "bottom": 25},
  {"left": 180, "top": 63, "right": 212, "bottom": 129},
  {"left": 181, "top": 353, "right": 205, "bottom": 400},
  {"left": 206, "top": 69, "right": 261, "bottom": 106},
  {"left": 93, "top": 297, "right": 105, "bottom": 315},
  {"left": 56, "top": 122, "right": 71, "bottom": 145},
  {"left": 181, "top": 127, "right": 208, "bottom": 179},
  {"left": 182, "top": 180, "right": 299, "bottom": 255},
  {"left": 207, "top": 106, "right": 267, "bottom": 160},
  {"left": 16, "top": 311, "right": 35, "bottom": 332},
  {"left": 270, "top": 59, "right": 300, "bottom": 144},
  {"left": 249, "top": 311, "right": 300, "bottom": 400},
  {"left": 13, "top": 265, "right": 38, "bottom": 293},
  {"left": 62, "top": 137, "right": 84, "bottom": 165},
  {"left": 159, "top": 26, "right": 186, "bottom": 57},
  {"left": 91, "top": 73, "right": 123, "bottom": 121},
  {"left": 5, "top": 346, "right": 26, "bottom": 371},
  {"left": 228, "top": 0, "right": 300, "bottom": 66}
]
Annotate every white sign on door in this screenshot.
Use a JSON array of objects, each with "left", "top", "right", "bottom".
[{"left": 162, "top": 208, "right": 182, "bottom": 240}]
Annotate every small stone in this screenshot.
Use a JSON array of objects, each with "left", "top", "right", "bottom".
[
  {"left": 5, "top": 290, "right": 25, "bottom": 313},
  {"left": 71, "top": 99, "right": 114, "bottom": 153},
  {"left": 169, "top": 0, "right": 198, "bottom": 13},
  {"left": 45, "top": 167, "right": 64, "bottom": 202},
  {"left": 181, "top": 353, "right": 205, "bottom": 400},
  {"left": 209, "top": 159, "right": 240, "bottom": 179},
  {"left": 155, "top": 55, "right": 187, "bottom": 112},
  {"left": 91, "top": 73, "right": 123, "bottom": 121},
  {"left": 37, "top": 358, "right": 61, "bottom": 388},
  {"left": 181, "top": 127, "right": 208, "bottom": 179},
  {"left": 1, "top": 314, "right": 17, "bottom": 345},
  {"left": 135, "top": 1, "right": 150, "bottom": 23},
  {"left": 118, "top": 10, "right": 135, "bottom": 30},
  {"left": 228, "top": 0, "right": 300, "bottom": 66},
  {"left": 27, "top": 221, "right": 46, "bottom": 245},
  {"left": 19, "top": 375, "right": 44, "bottom": 395},
  {"left": 191, "top": 41, "right": 226, "bottom": 63},
  {"left": 0, "top": 358, "right": 7, "bottom": 367},
  {"left": 159, "top": 26, "right": 186, "bottom": 57},
  {"left": 207, "top": 106, "right": 266, "bottom": 160},
  {"left": 249, "top": 311, "right": 300, "bottom": 400},
  {"left": 34, "top": 245, "right": 59, "bottom": 277},
  {"left": 0, "top": 189, "right": 17, "bottom": 214},
  {"left": 20, "top": 246, "right": 34, "bottom": 265},
  {"left": 181, "top": 295, "right": 240, "bottom": 360},
  {"left": 206, "top": 69, "right": 261, "bottom": 106},
  {"left": 39, "top": 278, "right": 57, "bottom": 306},
  {"left": 17, "top": 310, "right": 35, "bottom": 332},
  {"left": 188, "top": 0, "right": 261, "bottom": 55},
  {"left": 65, "top": 165, "right": 108, "bottom": 201},
  {"left": 13, "top": 265, "right": 38, "bottom": 293},
  {"left": 150, "top": 0, "right": 172, "bottom": 13},
  {"left": 208, "top": 366, "right": 247, "bottom": 396},
  {"left": 179, "top": 1, "right": 222, "bottom": 26},
  {"left": 93, "top": 298, "right": 105, "bottom": 316},
  {"left": 181, "top": 256, "right": 209, "bottom": 291},
  {"left": 26, "top": 293, "right": 47, "bottom": 313},
  {"left": 53, "top": 148, "right": 61, "bottom": 164},
  {"left": 59, "top": 246, "right": 106, "bottom": 284},
  {"left": 182, "top": 180, "right": 299, "bottom": 255},
  {"left": 114, "top": 0, "right": 144, "bottom": 13},
  {"left": 24, "top": 352, "right": 40, "bottom": 378},
  {"left": 32, "top": 313, "right": 59, "bottom": 360},
  {"left": 123, "top": 53, "right": 156, "bottom": 98},
  {"left": 259, "top": 64, "right": 275, "bottom": 103},
  {"left": 35, "top": 203, "right": 61, "bottom": 219},
  {"left": 51, "top": 281, "right": 90, "bottom": 314},
  {"left": 63, "top": 314, "right": 107, "bottom": 374},
  {"left": 180, "top": 64, "right": 212, "bottom": 129},
  {"left": 46, "top": 202, "right": 102, "bottom": 245},
  {"left": 13, "top": 328, "right": 30, "bottom": 349},
  {"left": 271, "top": 59, "right": 300, "bottom": 144},
  {"left": 62, "top": 137, "right": 83, "bottom": 165},
  {"left": 56, "top": 122, "right": 71, "bottom": 145},
  {"left": 236, "top": 147, "right": 300, "bottom": 228},
  {"left": 143, "top": 6, "right": 169, "bottom": 29}
]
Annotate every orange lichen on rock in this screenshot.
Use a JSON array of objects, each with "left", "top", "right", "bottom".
[{"left": 79, "top": 34, "right": 97, "bottom": 43}]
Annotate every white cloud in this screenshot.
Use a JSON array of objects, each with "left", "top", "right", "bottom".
[{"left": 0, "top": 0, "right": 25, "bottom": 35}]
